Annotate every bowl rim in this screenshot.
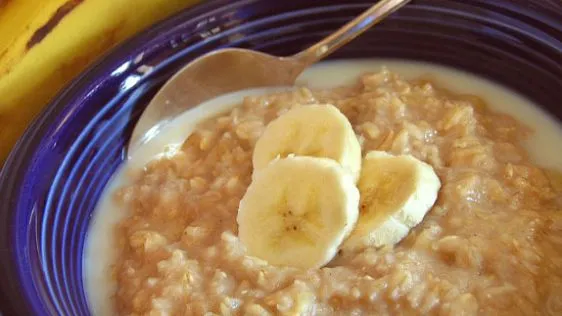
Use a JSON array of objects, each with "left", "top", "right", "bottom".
[{"left": 1, "top": 0, "right": 561, "bottom": 314}]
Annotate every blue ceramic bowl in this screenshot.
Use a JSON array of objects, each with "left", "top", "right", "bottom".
[{"left": 0, "top": 0, "right": 560, "bottom": 315}]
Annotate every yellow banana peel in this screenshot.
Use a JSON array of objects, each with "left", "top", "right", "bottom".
[{"left": 0, "top": 0, "right": 200, "bottom": 164}]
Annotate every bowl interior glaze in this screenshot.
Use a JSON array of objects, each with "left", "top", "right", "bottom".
[{"left": 0, "top": 0, "right": 560, "bottom": 315}]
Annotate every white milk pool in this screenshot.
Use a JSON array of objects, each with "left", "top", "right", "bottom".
[{"left": 84, "top": 59, "right": 562, "bottom": 315}]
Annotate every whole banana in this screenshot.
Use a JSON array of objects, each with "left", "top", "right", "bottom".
[{"left": 0, "top": 0, "right": 200, "bottom": 165}]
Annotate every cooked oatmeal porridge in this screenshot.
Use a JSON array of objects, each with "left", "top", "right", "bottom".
[{"left": 85, "top": 60, "right": 562, "bottom": 315}]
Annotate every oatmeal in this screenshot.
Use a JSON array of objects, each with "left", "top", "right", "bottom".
[{"left": 86, "top": 61, "right": 562, "bottom": 316}]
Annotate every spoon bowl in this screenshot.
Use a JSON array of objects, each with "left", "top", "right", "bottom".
[{"left": 128, "top": 49, "right": 302, "bottom": 150}]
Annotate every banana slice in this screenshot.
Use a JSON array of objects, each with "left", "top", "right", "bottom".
[
  {"left": 342, "top": 151, "right": 441, "bottom": 252},
  {"left": 237, "top": 156, "right": 360, "bottom": 269},
  {"left": 252, "top": 104, "right": 362, "bottom": 181}
]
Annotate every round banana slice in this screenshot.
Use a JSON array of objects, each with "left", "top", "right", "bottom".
[
  {"left": 237, "top": 156, "right": 360, "bottom": 269},
  {"left": 252, "top": 104, "right": 362, "bottom": 181},
  {"left": 342, "top": 151, "right": 441, "bottom": 252}
]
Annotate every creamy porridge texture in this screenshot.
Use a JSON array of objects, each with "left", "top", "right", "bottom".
[{"left": 85, "top": 61, "right": 562, "bottom": 315}]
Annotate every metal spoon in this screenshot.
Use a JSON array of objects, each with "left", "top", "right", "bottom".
[{"left": 128, "top": 0, "right": 410, "bottom": 156}]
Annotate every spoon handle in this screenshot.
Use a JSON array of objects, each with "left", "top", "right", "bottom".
[{"left": 291, "top": 0, "right": 411, "bottom": 66}]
